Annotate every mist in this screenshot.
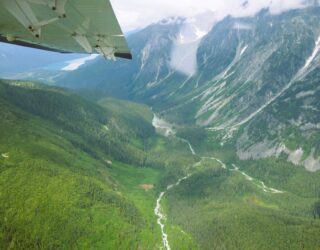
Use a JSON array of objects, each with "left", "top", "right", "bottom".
[{"left": 112, "top": 0, "right": 309, "bottom": 32}]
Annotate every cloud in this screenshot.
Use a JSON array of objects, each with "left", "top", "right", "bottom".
[{"left": 111, "top": 0, "right": 308, "bottom": 32}]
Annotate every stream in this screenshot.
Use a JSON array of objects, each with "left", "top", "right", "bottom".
[
  {"left": 154, "top": 174, "right": 191, "bottom": 250},
  {"left": 153, "top": 114, "right": 195, "bottom": 250},
  {"left": 152, "top": 114, "right": 284, "bottom": 250}
]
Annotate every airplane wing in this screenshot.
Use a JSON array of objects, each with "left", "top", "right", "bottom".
[{"left": 0, "top": 0, "right": 132, "bottom": 60}]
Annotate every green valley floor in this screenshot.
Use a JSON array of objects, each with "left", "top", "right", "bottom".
[{"left": 1, "top": 80, "right": 320, "bottom": 249}]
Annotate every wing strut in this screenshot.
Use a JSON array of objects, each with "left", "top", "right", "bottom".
[
  {"left": 0, "top": 0, "right": 132, "bottom": 60},
  {"left": 3, "top": 0, "right": 67, "bottom": 38}
]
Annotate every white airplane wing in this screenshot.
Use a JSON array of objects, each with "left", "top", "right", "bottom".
[{"left": 0, "top": 0, "right": 132, "bottom": 59}]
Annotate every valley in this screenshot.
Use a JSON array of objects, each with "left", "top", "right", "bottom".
[
  {"left": 37, "top": 7, "right": 320, "bottom": 173},
  {"left": 0, "top": 80, "right": 197, "bottom": 249},
  {"left": 2, "top": 78, "right": 318, "bottom": 249},
  {"left": 1, "top": 74, "right": 320, "bottom": 249},
  {"left": 1, "top": 4, "right": 320, "bottom": 250},
  {"left": 152, "top": 114, "right": 288, "bottom": 249}
]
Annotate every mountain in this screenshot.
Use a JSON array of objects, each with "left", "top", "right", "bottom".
[
  {"left": 38, "top": 8, "right": 320, "bottom": 248},
  {"left": 52, "top": 7, "right": 320, "bottom": 172},
  {"left": 2, "top": 79, "right": 320, "bottom": 250},
  {"left": 2, "top": 6, "right": 320, "bottom": 250}
]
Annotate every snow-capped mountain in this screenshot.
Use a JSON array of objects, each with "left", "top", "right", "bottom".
[
  {"left": 15, "top": 7, "right": 320, "bottom": 171},
  {"left": 170, "top": 11, "right": 217, "bottom": 76}
]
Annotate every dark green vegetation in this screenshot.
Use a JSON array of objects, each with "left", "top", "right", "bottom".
[
  {"left": 1, "top": 78, "right": 319, "bottom": 249},
  {"left": 2, "top": 5, "right": 320, "bottom": 250},
  {"left": 165, "top": 139, "right": 320, "bottom": 250},
  {"left": 167, "top": 169, "right": 320, "bottom": 249},
  {"left": 0, "top": 80, "right": 196, "bottom": 249}
]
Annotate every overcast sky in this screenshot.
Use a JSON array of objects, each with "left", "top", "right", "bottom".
[{"left": 112, "top": 0, "right": 308, "bottom": 32}]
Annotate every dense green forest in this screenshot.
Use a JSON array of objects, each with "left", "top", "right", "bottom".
[
  {"left": 0, "top": 80, "right": 195, "bottom": 249},
  {"left": 164, "top": 128, "right": 320, "bottom": 250},
  {"left": 1, "top": 80, "right": 320, "bottom": 249}
]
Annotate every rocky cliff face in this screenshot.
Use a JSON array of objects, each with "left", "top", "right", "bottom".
[{"left": 51, "top": 7, "right": 320, "bottom": 171}]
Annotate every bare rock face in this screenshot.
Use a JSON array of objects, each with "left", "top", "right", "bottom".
[{"left": 48, "top": 7, "right": 320, "bottom": 171}]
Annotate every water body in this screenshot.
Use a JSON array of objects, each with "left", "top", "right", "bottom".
[
  {"left": 152, "top": 114, "right": 284, "bottom": 249},
  {"left": 154, "top": 174, "right": 191, "bottom": 250},
  {"left": 231, "top": 164, "right": 284, "bottom": 194},
  {"left": 179, "top": 138, "right": 196, "bottom": 155},
  {"left": 152, "top": 114, "right": 175, "bottom": 137},
  {"left": 153, "top": 124, "right": 196, "bottom": 250}
]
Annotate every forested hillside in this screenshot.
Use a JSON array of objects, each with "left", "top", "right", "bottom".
[{"left": 0, "top": 80, "right": 195, "bottom": 249}]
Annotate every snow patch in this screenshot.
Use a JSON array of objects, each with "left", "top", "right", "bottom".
[
  {"left": 139, "top": 44, "right": 151, "bottom": 74},
  {"left": 299, "top": 35, "right": 320, "bottom": 76},
  {"left": 240, "top": 45, "right": 248, "bottom": 57},
  {"left": 296, "top": 90, "right": 315, "bottom": 99}
]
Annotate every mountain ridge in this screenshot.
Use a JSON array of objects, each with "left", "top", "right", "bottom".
[
  {"left": 2, "top": 7, "right": 320, "bottom": 248},
  {"left": 46, "top": 7, "right": 320, "bottom": 171}
]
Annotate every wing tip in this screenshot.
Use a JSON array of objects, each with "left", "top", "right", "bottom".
[
  {"left": 0, "top": 35, "right": 133, "bottom": 60},
  {"left": 114, "top": 52, "right": 132, "bottom": 60},
  {"left": 0, "top": 34, "right": 70, "bottom": 53}
]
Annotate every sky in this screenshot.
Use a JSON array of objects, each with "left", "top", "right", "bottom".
[{"left": 112, "top": 0, "right": 309, "bottom": 32}]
